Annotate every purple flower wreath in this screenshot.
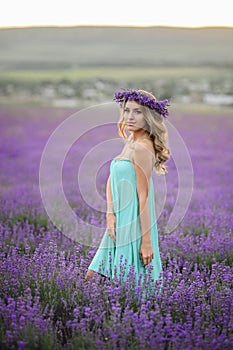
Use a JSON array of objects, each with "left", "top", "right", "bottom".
[{"left": 113, "top": 89, "right": 170, "bottom": 118}]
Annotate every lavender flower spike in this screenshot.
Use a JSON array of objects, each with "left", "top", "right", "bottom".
[{"left": 113, "top": 88, "right": 170, "bottom": 118}]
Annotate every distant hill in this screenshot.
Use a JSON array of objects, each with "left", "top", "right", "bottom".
[{"left": 0, "top": 26, "right": 233, "bottom": 70}]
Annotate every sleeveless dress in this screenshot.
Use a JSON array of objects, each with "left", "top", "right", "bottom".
[{"left": 87, "top": 139, "right": 163, "bottom": 294}]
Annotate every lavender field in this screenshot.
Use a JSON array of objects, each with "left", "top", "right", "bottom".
[{"left": 0, "top": 105, "right": 233, "bottom": 349}]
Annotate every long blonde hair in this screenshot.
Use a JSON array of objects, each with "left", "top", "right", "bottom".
[{"left": 117, "top": 89, "right": 170, "bottom": 175}]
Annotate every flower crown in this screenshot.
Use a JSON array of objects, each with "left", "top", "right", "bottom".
[{"left": 113, "top": 89, "right": 170, "bottom": 118}]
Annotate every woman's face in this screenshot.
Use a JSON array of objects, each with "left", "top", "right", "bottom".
[{"left": 123, "top": 100, "right": 147, "bottom": 132}]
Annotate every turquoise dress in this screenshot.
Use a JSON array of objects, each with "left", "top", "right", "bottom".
[{"left": 87, "top": 148, "right": 163, "bottom": 294}]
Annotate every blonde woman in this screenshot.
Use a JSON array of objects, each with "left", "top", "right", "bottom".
[{"left": 85, "top": 89, "right": 170, "bottom": 291}]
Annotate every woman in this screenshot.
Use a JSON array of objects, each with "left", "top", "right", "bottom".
[{"left": 85, "top": 89, "right": 170, "bottom": 291}]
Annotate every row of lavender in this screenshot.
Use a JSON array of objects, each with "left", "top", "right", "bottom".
[{"left": 0, "top": 106, "right": 233, "bottom": 349}]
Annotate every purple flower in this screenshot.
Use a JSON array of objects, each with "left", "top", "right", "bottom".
[{"left": 113, "top": 88, "right": 170, "bottom": 118}]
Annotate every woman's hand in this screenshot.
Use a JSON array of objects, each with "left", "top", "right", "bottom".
[
  {"left": 139, "top": 241, "right": 154, "bottom": 266},
  {"left": 106, "top": 213, "right": 116, "bottom": 243}
]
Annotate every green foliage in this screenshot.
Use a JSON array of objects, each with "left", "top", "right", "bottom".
[
  {"left": 0, "top": 66, "right": 231, "bottom": 83},
  {"left": 1, "top": 210, "right": 48, "bottom": 230}
]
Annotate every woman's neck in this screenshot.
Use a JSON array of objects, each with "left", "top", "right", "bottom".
[{"left": 129, "top": 131, "right": 150, "bottom": 142}]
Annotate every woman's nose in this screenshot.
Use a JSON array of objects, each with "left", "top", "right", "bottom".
[{"left": 128, "top": 111, "right": 134, "bottom": 119}]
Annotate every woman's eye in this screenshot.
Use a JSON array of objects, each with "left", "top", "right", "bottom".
[{"left": 124, "top": 109, "right": 141, "bottom": 114}]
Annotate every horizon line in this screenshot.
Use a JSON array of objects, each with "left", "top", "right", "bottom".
[{"left": 0, "top": 24, "right": 233, "bottom": 30}]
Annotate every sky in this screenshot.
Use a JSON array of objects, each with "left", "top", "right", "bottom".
[{"left": 0, "top": 0, "right": 232, "bottom": 28}]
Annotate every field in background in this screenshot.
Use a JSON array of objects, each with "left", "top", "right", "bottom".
[
  {"left": 0, "top": 26, "right": 233, "bottom": 109},
  {"left": 0, "top": 26, "right": 232, "bottom": 68},
  {"left": 2, "top": 66, "right": 231, "bottom": 81}
]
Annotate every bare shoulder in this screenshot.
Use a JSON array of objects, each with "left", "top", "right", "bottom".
[
  {"left": 132, "top": 141, "right": 153, "bottom": 170},
  {"left": 134, "top": 139, "right": 154, "bottom": 157},
  {"left": 131, "top": 141, "right": 153, "bottom": 182}
]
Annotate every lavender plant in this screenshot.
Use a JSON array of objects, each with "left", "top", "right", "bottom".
[{"left": 0, "top": 106, "right": 232, "bottom": 349}]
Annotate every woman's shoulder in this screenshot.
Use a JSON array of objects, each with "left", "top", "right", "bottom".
[
  {"left": 132, "top": 141, "right": 155, "bottom": 167},
  {"left": 135, "top": 138, "right": 155, "bottom": 157}
]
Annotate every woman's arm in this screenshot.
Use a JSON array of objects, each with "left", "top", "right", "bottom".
[
  {"left": 106, "top": 175, "right": 116, "bottom": 242},
  {"left": 133, "top": 142, "right": 154, "bottom": 266},
  {"left": 106, "top": 175, "right": 114, "bottom": 214}
]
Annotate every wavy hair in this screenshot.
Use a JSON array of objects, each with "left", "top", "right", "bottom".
[{"left": 117, "top": 89, "right": 170, "bottom": 175}]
